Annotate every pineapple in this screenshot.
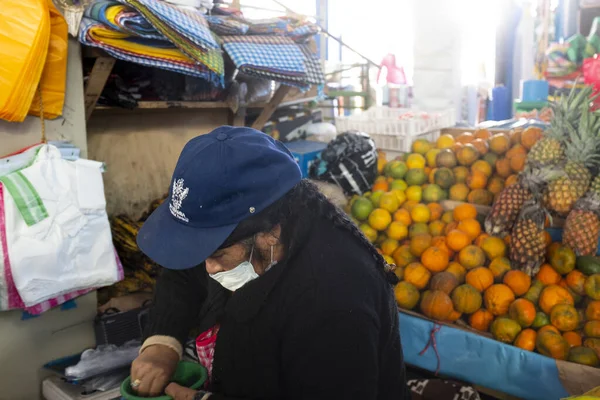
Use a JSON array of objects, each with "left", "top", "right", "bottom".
[
  {"left": 543, "top": 104, "right": 600, "bottom": 215},
  {"left": 510, "top": 200, "right": 548, "bottom": 277},
  {"left": 562, "top": 176, "right": 600, "bottom": 256},
  {"left": 484, "top": 166, "right": 561, "bottom": 237},
  {"left": 527, "top": 86, "right": 595, "bottom": 168}
]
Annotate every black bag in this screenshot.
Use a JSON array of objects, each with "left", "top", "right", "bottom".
[
  {"left": 94, "top": 302, "right": 151, "bottom": 347},
  {"left": 309, "top": 131, "right": 378, "bottom": 196}
]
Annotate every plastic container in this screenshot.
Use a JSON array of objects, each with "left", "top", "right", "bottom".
[
  {"left": 521, "top": 79, "right": 549, "bottom": 102},
  {"left": 121, "top": 361, "right": 207, "bottom": 400},
  {"left": 334, "top": 107, "right": 455, "bottom": 152}
]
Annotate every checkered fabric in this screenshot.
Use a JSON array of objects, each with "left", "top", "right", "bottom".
[
  {"left": 299, "top": 44, "right": 325, "bottom": 85},
  {"left": 221, "top": 35, "right": 306, "bottom": 76},
  {"left": 79, "top": 18, "right": 215, "bottom": 80},
  {"left": 118, "top": 0, "right": 219, "bottom": 51},
  {"left": 119, "top": 0, "right": 224, "bottom": 85},
  {"left": 195, "top": 325, "right": 220, "bottom": 384},
  {"left": 205, "top": 15, "right": 249, "bottom": 36},
  {"left": 115, "top": 10, "right": 165, "bottom": 40}
]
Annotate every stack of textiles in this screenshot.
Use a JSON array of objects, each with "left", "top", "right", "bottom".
[{"left": 80, "top": 0, "right": 224, "bottom": 86}]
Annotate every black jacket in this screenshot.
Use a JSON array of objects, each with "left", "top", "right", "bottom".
[{"left": 146, "top": 217, "right": 409, "bottom": 400}]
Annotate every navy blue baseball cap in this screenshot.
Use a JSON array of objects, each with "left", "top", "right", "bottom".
[{"left": 137, "top": 126, "right": 302, "bottom": 270}]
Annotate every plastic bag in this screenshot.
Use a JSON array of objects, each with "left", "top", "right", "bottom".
[
  {"left": 0, "top": 0, "right": 51, "bottom": 122},
  {"left": 309, "top": 131, "right": 378, "bottom": 196},
  {"left": 29, "top": 0, "right": 69, "bottom": 119},
  {"left": 65, "top": 341, "right": 141, "bottom": 380},
  {"left": 584, "top": 56, "right": 600, "bottom": 111}
]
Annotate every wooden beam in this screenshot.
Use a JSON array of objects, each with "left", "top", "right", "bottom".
[
  {"left": 84, "top": 56, "right": 115, "bottom": 120},
  {"left": 251, "top": 86, "right": 291, "bottom": 130},
  {"left": 232, "top": 107, "right": 247, "bottom": 127}
]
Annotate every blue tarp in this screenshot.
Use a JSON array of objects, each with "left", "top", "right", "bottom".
[{"left": 399, "top": 312, "right": 570, "bottom": 400}]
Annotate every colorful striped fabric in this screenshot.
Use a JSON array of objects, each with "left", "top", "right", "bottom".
[
  {"left": 85, "top": 0, "right": 164, "bottom": 40},
  {"left": 80, "top": 18, "right": 216, "bottom": 80},
  {"left": 0, "top": 172, "right": 48, "bottom": 227},
  {"left": 119, "top": 0, "right": 224, "bottom": 85}
]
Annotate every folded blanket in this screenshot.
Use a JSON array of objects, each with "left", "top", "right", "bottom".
[
  {"left": 222, "top": 35, "right": 306, "bottom": 76},
  {"left": 118, "top": 0, "right": 224, "bottom": 85},
  {"left": 85, "top": 0, "right": 162, "bottom": 40},
  {"left": 205, "top": 15, "right": 249, "bottom": 36},
  {"left": 79, "top": 18, "right": 214, "bottom": 79}
]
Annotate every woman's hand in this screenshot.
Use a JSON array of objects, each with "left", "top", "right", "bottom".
[
  {"left": 130, "top": 344, "right": 179, "bottom": 397},
  {"left": 165, "top": 383, "right": 204, "bottom": 400}
]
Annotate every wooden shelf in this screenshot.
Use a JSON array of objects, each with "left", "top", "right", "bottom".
[{"left": 95, "top": 101, "right": 231, "bottom": 111}]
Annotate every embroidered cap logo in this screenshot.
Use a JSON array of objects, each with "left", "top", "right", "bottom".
[{"left": 169, "top": 178, "right": 190, "bottom": 223}]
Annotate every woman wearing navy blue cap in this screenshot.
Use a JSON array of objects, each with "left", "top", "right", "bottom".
[{"left": 131, "top": 126, "right": 409, "bottom": 400}]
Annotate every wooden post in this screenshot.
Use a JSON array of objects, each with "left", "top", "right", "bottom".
[
  {"left": 251, "top": 85, "right": 291, "bottom": 130},
  {"left": 84, "top": 56, "right": 115, "bottom": 120}
]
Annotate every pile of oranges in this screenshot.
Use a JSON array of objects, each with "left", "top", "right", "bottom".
[{"left": 371, "top": 126, "right": 543, "bottom": 207}]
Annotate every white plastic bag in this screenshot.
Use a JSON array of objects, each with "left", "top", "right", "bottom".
[{"left": 1, "top": 145, "right": 118, "bottom": 306}]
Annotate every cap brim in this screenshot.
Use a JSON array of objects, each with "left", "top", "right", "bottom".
[{"left": 136, "top": 201, "right": 237, "bottom": 270}]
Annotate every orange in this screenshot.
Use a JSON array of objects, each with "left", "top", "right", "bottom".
[
  {"left": 404, "top": 262, "right": 431, "bottom": 290},
  {"left": 470, "top": 309, "right": 495, "bottom": 331},
  {"left": 510, "top": 128, "right": 523, "bottom": 146},
  {"left": 471, "top": 160, "right": 493, "bottom": 178},
  {"left": 410, "top": 223, "right": 430, "bottom": 238},
  {"left": 538, "top": 325, "right": 561, "bottom": 335},
  {"left": 456, "top": 132, "right": 475, "bottom": 144},
  {"left": 372, "top": 180, "right": 389, "bottom": 192},
  {"left": 457, "top": 144, "right": 480, "bottom": 166},
  {"left": 484, "top": 284, "right": 516, "bottom": 316},
  {"left": 441, "top": 210, "right": 455, "bottom": 224},
  {"left": 509, "top": 299, "right": 537, "bottom": 328},
  {"left": 467, "top": 189, "right": 494, "bottom": 206},
  {"left": 471, "top": 138, "right": 489, "bottom": 156},
  {"left": 458, "top": 245, "right": 486, "bottom": 270},
  {"left": 475, "top": 233, "right": 490, "bottom": 247},
  {"left": 489, "top": 257, "right": 512, "bottom": 282},
  {"left": 562, "top": 331, "right": 583, "bottom": 348},
  {"left": 446, "top": 262, "right": 468, "bottom": 283},
  {"left": 446, "top": 229, "right": 471, "bottom": 252},
  {"left": 510, "top": 153, "right": 527, "bottom": 172},
  {"left": 386, "top": 221, "right": 408, "bottom": 241},
  {"left": 489, "top": 133, "right": 510, "bottom": 155},
  {"left": 521, "top": 126, "right": 543, "bottom": 149},
  {"left": 586, "top": 301, "right": 600, "bottom": 321},
  {"left": 368, "top": 208, "right": 392, "bottom": 231},
  {"left": 453, "top": 203, "right": 477, "bottom": 221},
  {"left": 392, "top": 244, "right": 416, "bottom": 268},
  {"left": 505, "top": 174, "right": 519, "bottom": 187},
  {"left": 394, "top": 281, "right": 421, "bottom": 310},
  {"left": 481, "top": 236, "right": 507, "bottom": 259},
  {"left": 432, "top": 236, "right": 454, "bottom": 258},
  {"left": 536, "top": 264, "right": 562, "bottom": 286},
  {"left": 453, "top": 166, "right": 470, "bottom": 183},
  {"left": 410, "top": 204, "right": 431, "bottom": 223},
  {"left": 406, "top": 153, "right": 426, "bottom": 169},
  {"left": 457, "top": 218, "right": 482, "bottom": 241},
  {"left": 444, "top": 221, "right": 459, "bottom": 236},
  {"left": 474, "top": 128, "right": 492, "bottom": 140},
  {"left": 421, "top": 246, "right": 450, "bottom": 272},
  {"left": 495, "top": 157, "right": 512, "bottom": 178},
  {"left": 379, "top": 192, "right": 400, "bottom": 213},
  {"left": 506, "top": 144, "right": 527, "bottom": 160},
  {"left": 487, "top": 176, "right": 505, "bottom": 196},
  {"left": 449, "top": 183, "right": 470, "bottom": 201},
  {"left": 503, "top": 270, "right": 532, "bottom": 296},
  {"left": 409, "top": 234, "right": 433, "bottom": 257},
  {"left": 539, "top": 284, "right": 575, "bottom": 315},
  {"left": 380, "top": 238, "right": 400, "bottom": 256},
  {"left": 467, "top": 170, "right": 488, "bottom": 190},
  {"left": 466, "top": 267, "right": 495, "bottom": 292},
  {"left": 428, "top": 220, "right": 446, "bottom": 237},
  {"left": 427, "top": 203, "right": 444, "bottom": 221},
  {"left": 393, "top": 208, "right": 412, "bottom": 226},
  {"left": 543, "top": 231, "right": 553, "bottom": 248},
  {"left": 515, "top": 329, "right": 537, "bottom": 351},
  {"left": 436, "top": 134, "right": 456, "bottom": 149}
]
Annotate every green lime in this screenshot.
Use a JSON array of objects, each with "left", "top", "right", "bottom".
[
  {"left": 405, "top": 168, "right": 427, "bottom": 186},
  {"left": 351, "top": 197, "right": 374, "bottom": 221}
]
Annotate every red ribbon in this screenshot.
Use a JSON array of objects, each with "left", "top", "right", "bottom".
[{"left": 419, "top": 323, "right": 442, "bottom": 375}]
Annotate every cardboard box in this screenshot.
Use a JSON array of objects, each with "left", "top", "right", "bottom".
[{"left": 284, "top": 140, "right": 327, "bottom": 178}]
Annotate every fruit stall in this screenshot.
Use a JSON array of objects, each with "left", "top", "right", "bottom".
[{"left": 343, "top": 89, "right": 600, "bottom": 399}]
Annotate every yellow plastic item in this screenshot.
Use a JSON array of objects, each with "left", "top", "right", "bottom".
[
  {"left": 0, "top": 0, "right": 50, "bottom": 122},
  {"left": 29, "top": 0, "right": 68, "bottom": 119}
]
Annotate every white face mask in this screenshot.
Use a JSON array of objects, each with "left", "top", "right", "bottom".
[{"left": 209, "top": 245, "right": 261, "bottom": 291}]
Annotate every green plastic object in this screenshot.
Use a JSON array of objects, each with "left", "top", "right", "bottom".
[{"left": 120, "top": 361, "right": 208, "bottom": 400}]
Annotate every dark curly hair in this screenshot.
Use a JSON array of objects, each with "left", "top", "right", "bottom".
[{"left": 219, "top": 180, "right": 398, "bottom": 285}]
